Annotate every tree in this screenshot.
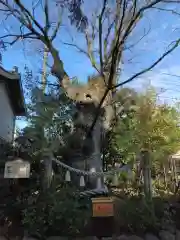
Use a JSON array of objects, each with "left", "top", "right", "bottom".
[
  {"left": 111, "top": 86, "right": 180, "bottom": 186},
  {"left": 0, "top": 0, "right": 180, "bottom": 189},
  {"left": 102, "top": 87, "right": 138, "bottom": 169}
]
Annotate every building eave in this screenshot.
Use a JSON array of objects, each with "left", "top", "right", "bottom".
[{"left": 0, "top": 66, "right": 26, "bottom": 116}]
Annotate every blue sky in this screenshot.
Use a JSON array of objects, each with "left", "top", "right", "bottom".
[{"left": 0, "top": 1, "right": 180, "bottom": 129}]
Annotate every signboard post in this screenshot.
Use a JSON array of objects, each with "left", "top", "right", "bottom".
[
  {"left": 91, "top": 197, "right": 115, "bottom": 238},
  {"left": 4, "top": 158, "right": 30, "bottom": 179}
]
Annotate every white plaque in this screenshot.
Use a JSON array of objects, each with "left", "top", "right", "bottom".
[{"left": 4, "top": 159, "right": 30, "bottom": 178}]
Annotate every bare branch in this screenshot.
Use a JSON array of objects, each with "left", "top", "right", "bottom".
[
  {"left": 85, "top": 29, "right": 100, "bottom": 73},
  {"left": 51, "top": 7, "right": 63, "bottom": 41},
  {"left": 0, "top": 32, "right": 39, "bottom": 46},
  {"left": 0, "top": 0, "right": 42, "bottom": 38},
  {"left": 152, "top": 6, "right": 180, "bottom": 16},
  {"left": 103, "top": 0, "right": 122, "bottom": 64},
  {"left": 105, "top": 0, "right": 127, "bottom": 87},
  {"left": 114, "top": 38, "right": 180, "bottom": 89},
  {"left": 60, "top": 38, "right": 101, "bottom": 75},
  {"left": 60, "top": 40, "right": 89, "bottom": 57},
  {"left": 103, "top": 17, "right": 115, "bottom": 63},
  {"left": 123, "top": 24, "right": 151, "bottom": 51},
  {"left": 104, "top": 0, "right": 126, "bottom": 76},
  {"left": 32, "top": 0, "right": 42, "bottom": 18},
  {"left": 162, "top": 0, "right": 180, "bottom": 3},
  {"left": 119, "top": 0, "right": 162, "bottom": 48},
  {"left": 44, "top": 0, "right": 50, "bottom": 32},
  {"left": 98, "top": 0, "right": 107, "bottom": 75},
  {"left": 88, "top": 37, "right": 180, "bottom": 135},
  {"left": 14, "top": 0, "right": 45, "bottom": 35},
  {"left": 106, "top": 0, "right": 163, "bottom": 88},
  {"left": 0, "top": 0, "right": 68, "bottom": 84},
  {"left": 88, "top": 0, "right": 180, "bottom": 135},
  {"left": 0, "top": 1, "right": 30, "bottom": 26},
  {"left": 1, "top": 0, "right": 180, "bottom": 137}
]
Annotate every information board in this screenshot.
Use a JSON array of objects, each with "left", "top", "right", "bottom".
[
  {"left": 4, "top": 159, "right": 30, "bottom": 178},
  {"left": 92, "top": 197, "right": 114, "bottom": 217}
]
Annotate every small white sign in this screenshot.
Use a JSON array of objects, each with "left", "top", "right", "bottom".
[{"left": 4, "top": 159, "right": 30, "bottom": 178}]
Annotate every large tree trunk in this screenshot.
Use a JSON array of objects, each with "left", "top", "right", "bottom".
[
  {"left": 87, "top": 120, "right": 104, "bottom": 189},
  {"left": 49, "top": 46, "right": 113, "bottom": 190},
  {"left": 68, "top": 105, "right": 108, "bottom": 189},
  {"left": 60, "top": 76, "right": 113, "bottom": 190}
]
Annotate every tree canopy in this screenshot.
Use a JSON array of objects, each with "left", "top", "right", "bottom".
[{"left": 110, "top": 87, "right": 180, "bottom": 168}]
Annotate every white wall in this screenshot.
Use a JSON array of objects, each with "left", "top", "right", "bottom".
[{"left": 0, "top": 82, "right": 15, "bottom": 142}]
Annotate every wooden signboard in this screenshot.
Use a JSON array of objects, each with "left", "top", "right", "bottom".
[
  {"left": 4, "top": 159, "right": 30, "bottom": 179},
  {"left": 92, "top": 197, "right": 114, "bottom": 217}
]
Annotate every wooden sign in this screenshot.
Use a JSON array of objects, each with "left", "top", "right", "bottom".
[
  {"left": 92, "top": 197, "right": 114, "bottom": 217},
  {"left": 4, "top": 159, "right": 30, "bottom": 178}
]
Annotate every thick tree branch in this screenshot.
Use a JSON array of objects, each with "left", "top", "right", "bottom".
[
  {"left": 114, "top": 38, "right": 180, "bottom": 89},
  {"left": 14, "top": 0, "right": 46, "bottom": 35},
  {"left": 88, "top": 37, "right": 180, "bottom": 136},
  {"left": 85, "top": 29, "right": 100, "bottom": 73},
  {"left": 118, "top": 0, "right": 162, "bottom": 48},
  {"left": 0, "top": 0, "right": 69, "bottom": 84},
  {"left": 103, "top": 17, "right": 115, "bottom": 63},
  {"left": 98, "top": 0, "right": 107, "bottom": 75},
  {"left": 0, "top": 0, "right": 180, "bottom": 137},
  {"left": 0, "top": 0, "right": 42, "bottom": 38},
  {"left": 44, "top": 0, "right": 50, "bottom": 33},
  {"left": 104, "top": 0, "right": 133, "bottom": 76},
  {"left": 106, "top": 0, "right": 163, "bottom": 89},
  {"left": 0, "top": 32, "right": 39, "bottom": 46},
  {"left": 88, "top": 0, "right": 180, "bottom": 135},
  {"left": 0, "top": 1, "right": 30, "bottom": 26},
  {"left": 104, "top": 0, "right": 127, "bottom": 88}
]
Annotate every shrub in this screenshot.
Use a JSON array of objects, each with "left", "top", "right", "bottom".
[
  {"left": 117, "top": 197, "right": 165, "bottom": 235},
  {"left": 22, "top": 183, "right": 91, "bottom": 238}
]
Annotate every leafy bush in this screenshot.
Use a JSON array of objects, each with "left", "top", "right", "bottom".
[
  {"left": 117, "top": 197, "right": 166, "bottom": 235},
  {"left": 22, "top": 183, "right": 91, "bottom": 238}
]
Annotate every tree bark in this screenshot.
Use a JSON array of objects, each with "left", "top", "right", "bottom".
[
  {"left": 141, "top": 150, "right": 152, "bottom": 201},
  {"left": 87, "top": 120, "right": 104, "bottom": 189},
  {"left": 163, "top": 164, "right": 167, "bottom": 189},
  {"left": 41, "top": 153, "right": 53, "bottom": 191}
]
